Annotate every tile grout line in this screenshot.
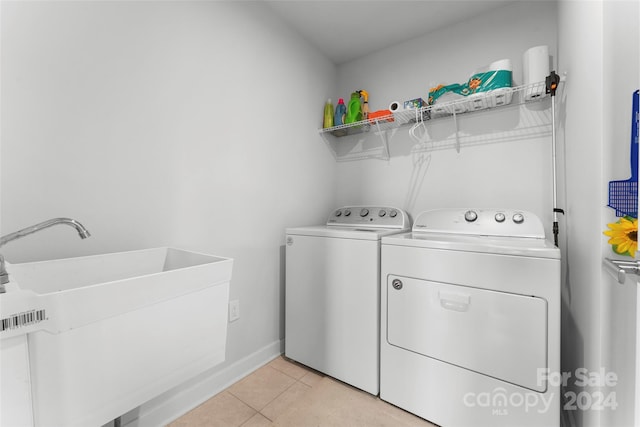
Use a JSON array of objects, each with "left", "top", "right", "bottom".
[
  {"left": 176, "top": 357, "right": 320, "bottom": 427},
  {"left": 231, "top": 361, "right": 308, "bottom": 424},
  {"left": 225, "top": 391, "right": 260, "bottom": 427},
  {"left": 258, "top": 362, "right": 312, "bottom": 422},
  {"left": 170, "top": 355, "right": 436, "bottom": 427},
  {"left": 255, "top": 358, "right": 318, "bottom": 423},
  {"left": 257, "top": 379, "right": 300, "bottom": 422}
]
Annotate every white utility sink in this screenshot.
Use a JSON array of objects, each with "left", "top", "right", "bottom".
[{"left": 0, "top": 247, "right": 233, "bottom": 427}]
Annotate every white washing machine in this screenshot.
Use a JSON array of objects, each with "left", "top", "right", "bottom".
[
  {"left": 380, "top": 208, "right": 560, "bottom": 427},
  {"left": 285, "top": 206, "right": 410, "bottom": 395}
]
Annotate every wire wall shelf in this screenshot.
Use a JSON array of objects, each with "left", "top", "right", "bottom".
[{"left": 318, "top": 81, "right": 558, "bottom": 161}]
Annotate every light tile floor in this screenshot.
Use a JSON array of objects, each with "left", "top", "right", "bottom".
[{"left": 166, "top": 356, "right": 436, "bottom": 427}]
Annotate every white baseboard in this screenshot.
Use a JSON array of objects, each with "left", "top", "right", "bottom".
[{"left": 123, "top": 340, "right": 283, "bottom": 427}]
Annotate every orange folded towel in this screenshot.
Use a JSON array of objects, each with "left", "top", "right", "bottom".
[{"left": 368, "top": 109, "right": 394, "bottom": 123}]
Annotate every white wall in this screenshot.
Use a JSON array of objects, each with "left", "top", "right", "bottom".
[
  {"left": 1, "top": 1, "right": 336, "bottom": 424},
  {"left": 557, "top": 1, "right": 637, "bottom": 426},
  {"left": 556, "top": 6, "right": 604, "bottom": 427},
  {"left": 333, "top": 1, "right": 558, "bottom": 238},
  {"left": 600, "top": 1, "right": 639, "bottom": 426}
]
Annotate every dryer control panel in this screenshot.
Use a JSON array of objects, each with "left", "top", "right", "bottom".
[
  {"left": 412, "top": 208, "right": 545, "bottom": 239},
  {"left": 327, "top": 206, "right": 410, "bottom": 229}
]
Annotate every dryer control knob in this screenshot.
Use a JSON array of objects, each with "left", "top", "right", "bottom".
[
  {"left": 344, "top": 209, "right": 352, "bottom": 216},
  {"left": 389, "top": 209, "right": 398, "bottom": 218},
  {"left": 495, "top": 212, "right": 506, "bottom": 223},
  {"left": 513, "top": 213, "right": 525, "bottom": 224},
  {"left": 360, "top": 208, "right": 369, "bottom": 217},
  {"left": 464, "top": 210, "right": 478, "bottom": 222},
  {"left": 378, "top": 209, "right": 386, "bottom": 217},
  {"left": 335, "top": 210, "right": 342, "bottom": 217}
]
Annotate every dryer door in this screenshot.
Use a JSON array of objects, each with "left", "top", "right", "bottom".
[{"left": 386, "top": 275, "right": 547, "bottom": 392}]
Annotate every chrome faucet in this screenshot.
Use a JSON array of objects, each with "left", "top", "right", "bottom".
[{"left": 0, "top": 218, "right": 91, "bottom": 293}]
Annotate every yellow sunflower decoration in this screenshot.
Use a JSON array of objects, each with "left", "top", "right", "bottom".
[{"left": 604, "top": 216, "right": 638, "bottom": 257}]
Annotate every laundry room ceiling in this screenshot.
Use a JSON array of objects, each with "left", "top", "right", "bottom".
[{"left": 264, "top": 0, "right": 517, "bottom": 64}]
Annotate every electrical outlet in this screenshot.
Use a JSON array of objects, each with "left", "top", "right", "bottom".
[{"left": 229, "top": 299, "right": 240, "bottom": 322}]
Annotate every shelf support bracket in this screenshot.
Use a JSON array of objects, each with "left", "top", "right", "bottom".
[
  {"left": 373, "top": 120, "right": 391, "bottom": 160},
  {"left": 452, "top": 109, "right": 460, "bottom": 153}
]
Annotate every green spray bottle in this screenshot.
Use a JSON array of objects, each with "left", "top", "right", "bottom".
[{"left": 344, "top": 92, "right": 362, "bottom": 124}]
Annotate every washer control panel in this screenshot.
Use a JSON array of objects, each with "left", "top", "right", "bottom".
[
  {"left": 413, "top": 208, "right": 545, "bottom": 238},
  {"left": 328, "top": 206, "right": 410, "bottom": 229}
]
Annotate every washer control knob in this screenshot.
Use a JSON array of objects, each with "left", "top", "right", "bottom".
[
  {"left": 360, "top": 208, "right": 369, "bottom": 217},
  {"left": 378, "top": 209, "right": 387, "bottom": 217},
  {"left": 495, "top": 212, "right": 506, "bottom": 223},
  {"left": 344, "top": 209, "right": 351, "bottom": 217},
  {"left": 513, "top": 213, "right": 525, "bottom": 224},
  {"left": 389, "top": 209, "right": 398, "bottom": 218},
  {"left": 335, "top": 210, "right": 342, "bottom": 217},
  {"left": 464, "top": 210, "right": 478, "bottom": 222}
]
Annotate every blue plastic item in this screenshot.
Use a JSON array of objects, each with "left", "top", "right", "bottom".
[
  {"left": 334, "top": 98, "right": 346, "bottom": 126},
  {"left": 608, "top": 90, "right": 639, "bottom": 218}
]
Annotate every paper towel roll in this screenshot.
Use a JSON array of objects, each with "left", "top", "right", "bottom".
[
  {"left": 523, "top": 45, "right": 549, "bottom": 100},
  {"left": 489, "top": 59, "right": 513, "bottom": 72},
  {"left": 389, "top": 101, "right": 409, "bottom": 124}
]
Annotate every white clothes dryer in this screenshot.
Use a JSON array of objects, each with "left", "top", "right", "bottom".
[
  {"left": 285, "top": 206, "right": 410, "bottom": 395},
  {"left": 380, "top": 208, "right": 560, "bottom": 427}
]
